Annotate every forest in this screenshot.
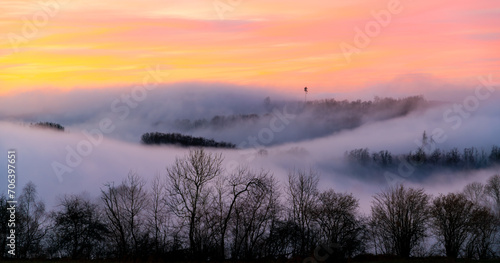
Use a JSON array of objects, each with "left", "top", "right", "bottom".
[
  {"left": 171, "top": 96, "right": 427, "bottom": 133},
  {"left": 149, "top": 96, "right": 430, "bottom": 146},
  {"left": 141, "top": 132, "right": 236, "bottom": 148},
  {"left": 345, "top": 142, "right": 500, "bottom": 178},
  {"left": 1, "top": 149, "right": 499, "bottom": 262},
  {"left": 30, "top": 122, "right": 65, "bottom": 132}
]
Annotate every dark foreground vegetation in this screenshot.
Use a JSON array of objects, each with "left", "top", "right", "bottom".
[
  {"left": 141, "top": 132, "right": 236, "bottom": 148},
  {"left": 1, "top": 149, "right": 499, "bottom": 262},
  {"left": 1, "top": 258, "right": 500, "bottom": 263}
]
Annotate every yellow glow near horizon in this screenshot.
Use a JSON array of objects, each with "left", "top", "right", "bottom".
[{"left": 0, "top": 0, "right": 499, "bottom": 95}]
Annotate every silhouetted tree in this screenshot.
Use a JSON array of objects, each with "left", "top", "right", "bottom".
[
  {"left": 372, "top": 150, "right": 393, "bottom": 166},
  {"left": 49, "top": 194, "right": 108, "bottom": 259},
  {"left": 211, "top": 166, "right": 269, "bottom": 259},
  {"left": 286, "top": 168, "right": 320, "bottom": 256},
  {"left": 429, "top": 149, "right": 442, "bottom": 165},
  {"left": 346, "top": 145, "right": 500, "bottom": 174},
  {"left": 166, "top": 148, "right": 223, "bottom": 258},
  {"left": 430, "top": 193, "right": 475, "bottom": 258},
  {"left": 31, "top": 122, "right": 65, "bottom": 131},
  {"left": 229, "top": 170, "right": 281, "bottom": 259},
  {"left": 17, "top": 182, "right": 47, "bottom": 258},
  {"left": 0, "top": 195, "right": 8, "bottom": 258},
  {"left": 141, "top": 132, "right": 235, "bottom": 148},
  {"left": 370, "top": 185, "right": 430, "bottom": 258},
  {"left": 490, "top": 146, "right": 500, "bottom": 163},
  {"left": 463, "top": 182, "right": 489, "bottom": 208},
  {"left": 314, "top": 189, "right": 365, "bottom": 260},
  {"left": 346, "top": 148, "right": 371, "bottom": 165},
  {"left": 148, "top": 174, "right": 171, "bottom": 257},
  {"left": 485, "top": 174, "right": 500, "bottom": 216},
  {"left": 445, "top": 148, "right": 461, "bottom": 166},
  {"left": 101, "top": 172, "right": 149, "bottom": 259},
  {"left": 465, "top": 206, "right": 498, "bottom": 259}
]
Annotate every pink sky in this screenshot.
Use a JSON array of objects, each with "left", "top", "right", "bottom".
[{"left": 0, "top": 0, "right": 499, "bottom": 94}]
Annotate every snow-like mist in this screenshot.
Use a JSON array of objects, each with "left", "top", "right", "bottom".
[{"left": 1, "top": 79, "right": 499, "bottom": 212}]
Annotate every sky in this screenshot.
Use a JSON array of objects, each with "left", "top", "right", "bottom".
[{"left": 1, "top": 0, "right": 499, "bottom": 95}]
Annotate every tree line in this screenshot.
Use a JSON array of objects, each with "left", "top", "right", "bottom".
[
  {"left": 170, "top": 96, "right": 427, "bottom": 139},
  {"left": 346, "top": 144, "right": 500, "bottom": 174},
  {"left": 141, "top": 132, "right": 236, "bottom": 148},
  {"left": 1, "top": 149, "right": 499, "bottom": 261},
  {"left": 30, "top": 122, "right": 65, "bottom": 131}
]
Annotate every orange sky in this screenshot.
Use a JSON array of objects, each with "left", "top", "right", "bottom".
[{"left": 0, "top": 0, "right": 499, "bottom": 95}]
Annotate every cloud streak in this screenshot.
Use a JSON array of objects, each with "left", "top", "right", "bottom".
[{"left": 1, "top": 0, "right": 499, "bottom": 93}]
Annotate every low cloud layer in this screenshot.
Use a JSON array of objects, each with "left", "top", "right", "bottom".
[{"left": 0, "top": 80, "right": 499, "bottom": 211}]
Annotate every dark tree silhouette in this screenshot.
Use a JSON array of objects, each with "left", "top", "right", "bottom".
[
  {"left": 17, "top": 182, "right": 47, "bottom": 258},
  {"left": 370, "top": 185, "right": 430, "bottom": 258},
  {"left": 147, "top": 174, "right": 171, "bottom": 257},
  {"left": 212, "top": 166, "right": 269, "bottom": 259},
  {"left": 230, "top": 173, "right": 281, "bottom": 259},
  {"left": 31, "top": 122, "right": 65, "bottom": 131},
  {"left": 346, "top": 145, "right": 500, "bottom": 177},
  {"left": 485, "top": 174, "right": 500, "bottom": 216},
  {"left": 5, "top": 166, "right": 500, "bottom": 261},
  {"left": 101, "top": 172, "right": 149, "bottom": 259},
  {"left": 430, "top": 193, "right": 475, "bottom": 258},
  {"left": 141, "top": 132, "right": 236, "bottom": 148},
  {"left": 49, "top": 194, "right": 108, "bottom": 259},
  {"left": 166, "top": 148, "right": 224, "bottom": 258},
  {"left": 0, "top": 195, "right": 9, "bottom": 258},
  {"left": 314, "top": 189, "right": 366, "bottom": 260},
  {"left": 286, "top": 168, "right": 319, "bottom": 257},
  {"left": 465, "top": 206, "right": 498, "bottom": 259}
]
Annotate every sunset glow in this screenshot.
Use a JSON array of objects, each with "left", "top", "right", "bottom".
[
  {"left": 1, "top": 0, "right": 499, "bottom": 94},
  {"left": 3, "top": 2, "right": 500, "bottom": 260}
]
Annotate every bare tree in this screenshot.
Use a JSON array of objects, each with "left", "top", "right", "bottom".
[
  {"left": 166, "top": 148, "right": 223, "bottom": 257},
  {"left": 101, "top": 172, "right": 149, "bottom": 258},
  {"left": 465, "top": 206, "right": 498, "bottom": 259},
  {"left": 148, "top": 173, "right": 170, "bottom": 256},
  {"left": 17, "top": 181, "right": 47, "bottom": 258},
  {"left": 210, "top": 166, "right": 269, "bottom": 259},
  {"left": 485, "top": 174, "right": 500, "bottom": 217},
  {"left": 430, "top": 193, "right": 475, "bottom": 258},
  {"left": 286, "top": 168, "right": 319, "bottom": 256},
  {"left": 229, "top": 169, "right": 281, "bottom": 259},
  {"left": 50, "top": 193, "right": 108, "bottom": 259},
  {"left": 463, "top": 182, "right": 489, "bottom": 207},
  {"left": 462, "top": 176, "right": 500, "bottom": 258},
  {"left": 484, "top": 174, "right": 500, "bottom": 258},
  {"left": 314, "top": 189, "right": 365, "bottom": 260},
  {"left": 370, "top": 185, "right": 430, "bottom": 258},
  {"left": 0, "top": 194, "right": 9, "bottom": 258}
]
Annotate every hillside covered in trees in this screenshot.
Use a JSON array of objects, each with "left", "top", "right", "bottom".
[
  {"left": 345, "top": 144, "right": 500, "bottom": 179},
  {"left": 1, "top": 149, "right": 499, "bottom": 261},
  {"left": 141, "top": 132, "right": 236, "bottom": 148},
  {"left": 30, "top": 122, "right": 65, "bottom": 131},
  {"left": 151, "top": 96, "right": 430, "bottom": 146},
  {"left": 171, "top": 96, "right": 427, "bottom": 131}
]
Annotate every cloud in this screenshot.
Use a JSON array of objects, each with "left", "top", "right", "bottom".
[{"left": 1, "top": 82, "right": 499, "bottom": 212}]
